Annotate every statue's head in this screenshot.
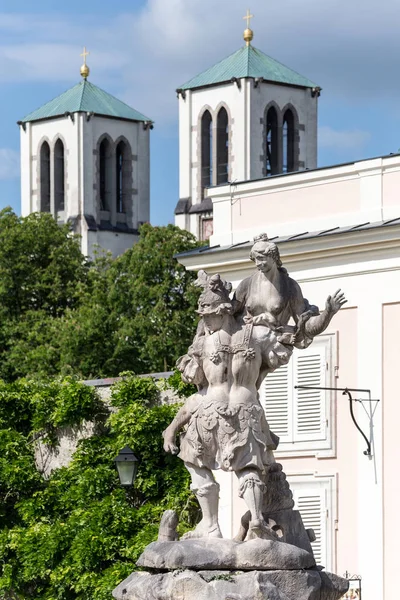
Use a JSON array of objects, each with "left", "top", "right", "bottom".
[
  {"left": 195, "top": 271, "right": 233, "bottom": 316},
  {"left": 249, "top": 233, "right": 284, "bottom": 274}
]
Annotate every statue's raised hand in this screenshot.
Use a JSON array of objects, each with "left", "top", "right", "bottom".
[{"left": 325, "top": 289, "right": 347, "bottom": 315}]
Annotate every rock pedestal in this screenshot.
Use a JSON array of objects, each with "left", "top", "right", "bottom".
[{"left": 112, "top": 538, "right": 348, "bottom": 600}]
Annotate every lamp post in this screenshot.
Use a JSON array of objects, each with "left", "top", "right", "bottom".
[
  {"left": 342, "top": 572, "right": 362, "bottom": 598},
  {"left": 114, "top": 446, "right": 138, "bottom": 488}
]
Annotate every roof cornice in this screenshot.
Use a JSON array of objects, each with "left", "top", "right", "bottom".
[{"left": 176, "top": 223, "right": 400, "bottom": 280}]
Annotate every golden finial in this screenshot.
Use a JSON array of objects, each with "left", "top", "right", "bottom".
[
  {"left": 243, "top": 9, "right": 254, "bottom": 46},
  {"left": 80, "top": 46, "right": 90, "bottom": 79}
]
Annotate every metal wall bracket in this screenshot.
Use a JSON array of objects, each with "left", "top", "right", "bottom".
[{"left": 294, "top": 385, "right": 380, "bottom": 458}]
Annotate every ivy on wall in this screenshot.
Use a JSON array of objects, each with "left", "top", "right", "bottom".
[{"left": 0, "top": 374, "right": 198, "bottom": 600}]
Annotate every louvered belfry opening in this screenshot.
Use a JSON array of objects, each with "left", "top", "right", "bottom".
[
  {"left": 201, "top": 110, "right": 213, "bottom": 198},
  {"left": 54, "top": 139, "right": 65, "bottom": 212},
  {"left": 40, "top": 141, "right": 51, "bottom": 212},
  {"left": 216, "top": 107, "right": 229, "bottom": 185},
  {"left": 99, "top": 138, "right": 112, "bottom": 211},
  {"left": 283, "top": 109, "right": 295, "bottom": 174},
  {"left": 266, "top": 106, "right": 279, "bottom": 176},
  {"left": 115, "top": 141, "right": 129, "bottom": 214}
]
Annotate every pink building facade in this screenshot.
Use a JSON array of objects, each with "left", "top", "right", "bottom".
[{"left": 177, "top": 153, "right": 400, "bottom": 600}]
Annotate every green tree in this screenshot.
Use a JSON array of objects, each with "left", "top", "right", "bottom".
[
  {"left": 0, "top": 213, "right": 200, "bottom": 381},
  {"left": 58, "top": 224, "right": 201, "bottom": 378},
  {"left": 0, "top": 209, "right": 87, "bottom": 319},
  {"left": 0, "top": 209, "right": 89, "bottom": 381},
  {"left": 0, "top": 375, "right": 196, "bottom": 600}
]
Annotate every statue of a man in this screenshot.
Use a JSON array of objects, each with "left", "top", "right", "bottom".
[{"left": 163, "top": 235, "right": 346, "bottom": 540}]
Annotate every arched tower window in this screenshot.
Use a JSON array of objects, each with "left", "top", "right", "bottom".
[
  {"left": 54, "top": 139, "right": 65, "bottom": 212},
  {"left": 116, "top": 141, "right": 130, "bottom": 214},
  {"left": 40, "top": 141, "right": 51, "bottom": 212},
  {"left": 99, "top": 138, "right": 112, "bottom": 211},
  {"left": 266, "top": 107, "right": 279, "bottom": 176},
  {"left": 283, "top": 109, "right": 295, "bottom": 173},
  {"left": 201, "top": 110, "right": 213, "bottom": 198},
  {"left": 216, "top": 107, "right": 229, "bottom": 185}
]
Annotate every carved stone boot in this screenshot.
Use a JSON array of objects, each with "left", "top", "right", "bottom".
[
  {"left": 182, "top": 481, "right": 222, "bottom": 539},
  {"left": 247, "top": 517, "right": 283, "bottom": 541},
  {"left": 238, "top": 471, "right": 283, "bottom": 541}
]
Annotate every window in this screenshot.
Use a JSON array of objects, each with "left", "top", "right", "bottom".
[
  {"left": 283, "top": 109, "right": 295, "bottom": 173},
  {"left": 216, "top": 107, "right": 229, "bottom": 185},
  {"left": 99, "top": 138, "right": 111, "bottom": 211},
  {"left": 54, "top": 139, "right": 65, "bottom": 212},
  {"left": 116, "top": 141, "right": 128, "bottom": 214},
  {"left": 287, "top": 475, "right": 335, "bottom": 570},
  {"left": 266, "top": 106, "right": 279, "bottom": 176},
  {"left": 40, "top": 141, "right": 51, "bottom": 212},
  {"left": 201, "top": 110, "right": 213, "bottom": 197},
  {"left": 201, "top": 218, "right": 213, "bottom": 241},
  {"left": 260, "top": 334, "right": 335, "bottom": 456}
]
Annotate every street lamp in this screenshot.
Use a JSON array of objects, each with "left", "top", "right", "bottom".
[
  {"left": 114, "top": 446, "right": 138, "bottom": 488},
  {"left": 343, "top": 572, "right": 362, "bottom": 599}
]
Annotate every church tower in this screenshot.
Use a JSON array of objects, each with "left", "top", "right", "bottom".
[
  {"left": 174, "top": 13, "right": 320, "bottom": 241},
  {"left": 18, "top": 49, "right": 153, "bottom": 257}
]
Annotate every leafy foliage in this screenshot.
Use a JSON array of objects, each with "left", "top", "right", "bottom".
[
  {"left": 0, "top": 212, "right": 201, "bottom": 381},
  {"left": 163, "top": 369, "right": 197, "bottom": 398},
  {"left": 0, "top": 211, "right": 201, "bottom": 597},
  {"left": 58, "top": 224, "right": 201, "bottom": 376},
  {"left": 0, "top": 209, "right": 87, "bottom": 320},
  {"left": 0, "top": 209, "right": 89, "bottom": 381},
  {"left": 0, "top": 375, "right": 196, "bottom": 600}
]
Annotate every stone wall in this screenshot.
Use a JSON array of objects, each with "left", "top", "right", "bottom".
[{"left": 34, "top": 372, "right": 175, "bottom": 477}]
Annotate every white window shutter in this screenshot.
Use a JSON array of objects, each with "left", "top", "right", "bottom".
[
  {"left": 260, "top": 334, "right": 334, "bottom": 453},
  {"left": 261, "top": 363, "right": 292, "bottom": 443},
  {"left": 291, "top": 481, "right": 329, "bottom": 568},
  {"left": 293, "top": 336, "right": 331, "bottom": 442}
]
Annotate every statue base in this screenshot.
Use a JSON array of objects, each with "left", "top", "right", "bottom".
[
  {"left": 113, "top": 568, "right": 348, "bottom": 600},
  {"left": 112, "top": 539, "right": 348, "bottom": 600}
]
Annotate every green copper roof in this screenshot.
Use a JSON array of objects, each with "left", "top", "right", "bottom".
[
  {"left": 21, "top": 79, "right": 152, "bottom": 123},
  {"left": 179, "top": 45, "right": 318, "bottom": 91}
]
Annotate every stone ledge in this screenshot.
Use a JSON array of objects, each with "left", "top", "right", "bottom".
[{"left": 136, "top": 538, "right": 315, "bottom": 571}]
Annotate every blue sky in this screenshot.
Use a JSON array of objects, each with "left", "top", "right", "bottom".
[{"left": 0, "top": 0, "right": 400, "bottom": 225}]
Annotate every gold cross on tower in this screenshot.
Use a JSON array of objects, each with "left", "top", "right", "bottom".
[
  {"left": 243, "top": 8, "right": 254, "bottom": 29},
  {"left": 243, "top": 9, "right": 254, "bottom": 46},
  {"left": 80, "top": 46, "right": 90, "bottom": 79}
]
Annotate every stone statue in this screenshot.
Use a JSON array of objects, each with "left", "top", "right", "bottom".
[
  {"left": 233, "top": 233, "right": 342, "bottom": 347},
  {"left": 162, "top": 234, "right": 346, "bottom": 540},
  {"left": 113, "top": 233, "right": 350, "bottom": 600}
]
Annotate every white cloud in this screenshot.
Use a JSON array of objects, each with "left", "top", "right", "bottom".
[
  {"left": 319, "top": 126, "right": 371, "bottom": 151},
  {"left": 0, "top": 149, "right": 19, "bottom": 179},
  {"left": 0, "top": 0, "right": 399, "bottom": 125}
]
